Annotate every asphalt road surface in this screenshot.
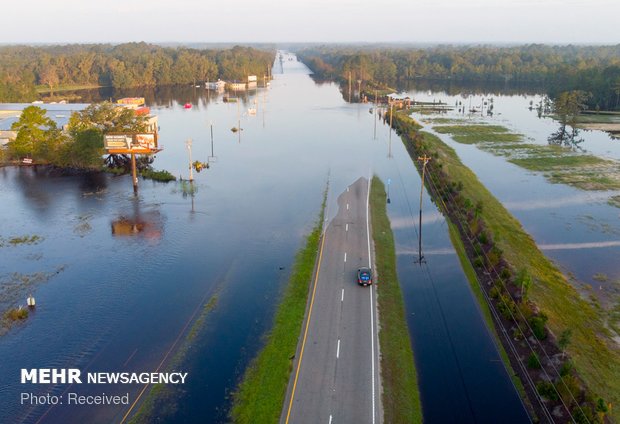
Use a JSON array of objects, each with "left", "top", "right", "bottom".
[{"left": 281, "top": 177, "right": 382, "bottom": 424}]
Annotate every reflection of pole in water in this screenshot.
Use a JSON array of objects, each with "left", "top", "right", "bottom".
[
  {"left": 186, "top": 138, "right": 194, "bottom": 182},
  {"left": 210, "top": 123, "right": 214, "bottom": 157},
  {"left": 237, "top": 101, "right": 241, "bottom": 143},
  {"left": 190, "top": 181, "right": 195, "bottom": 214},
  {"left": 131, "top": 153, "right": 138, "bottom": 195},
  {"left": 262, "top": 88, "right": 266, "bottom": 128},
  {"left": 416, "top": 154, "right": 431, "bottom": 264}
]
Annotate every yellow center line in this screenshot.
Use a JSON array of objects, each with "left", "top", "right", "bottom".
[{"left": 285, "top": 225, "right": 328, "bottom": 424}]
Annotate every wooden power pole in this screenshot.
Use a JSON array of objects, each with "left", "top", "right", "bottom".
[
  {"left": 374, "top": 89, "right": 378, "bottom": 139},
  {"left": 388, "top": 101, "right": 393, "bottom": 158},
  {"left": 348, "top": 71, "right": 352, "bottom": 103}
]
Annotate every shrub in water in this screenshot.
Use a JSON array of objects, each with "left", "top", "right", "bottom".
[{"left": 5, "top": 307, "right": 28, "bottom": 321}]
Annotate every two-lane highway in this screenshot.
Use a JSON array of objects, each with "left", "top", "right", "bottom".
[{"left": 282, "top": 177, "right": 382, "bottom": 424}]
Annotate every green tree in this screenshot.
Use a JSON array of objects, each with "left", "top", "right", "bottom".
[
  {"left": 596, "top": 398, "right": 608, "bottom": 422},
  {"left": 516, "top": 268, "right": 533, "bottom": 300},
  {"left": 67, "top": 102, "right": 148, "bottom": 134},
  {"left": 59, "top": 128, "right": 104, "bottom": 169},
  {"left": 613, "top": 79, "right": 620, "bottom": 110},
  {"left": 9, "top": 106, "right": 56, "bottom": 160},
  {"left": 548, "top": 90, "right": 591, "bottom": 148}
]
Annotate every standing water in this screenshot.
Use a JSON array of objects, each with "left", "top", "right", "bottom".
[{"left": 0, "top": 53, "right": 528, "bottom": 423}]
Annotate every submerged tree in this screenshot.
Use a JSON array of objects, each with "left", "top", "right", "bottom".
[{"left": 548, "top": 90, "right": 591, "bottom": 149}]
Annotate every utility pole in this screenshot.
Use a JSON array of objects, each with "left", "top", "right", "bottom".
[
  {"left": 348, "top": 71, "right": 352, "bottom": 103},
  {"left": 388, "top": 101, "right": 393, "bottom": 158},
  {"left": 186, "top": 138, "right": 194, "bottom": 182},
  {"left": 374, "top": 89, "right": 378, "bottom": 139},
  {"left": 416, "top": 154, "right": 431, "bottom": 264}
]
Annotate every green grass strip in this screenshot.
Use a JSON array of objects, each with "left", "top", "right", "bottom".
[
  {"left": 230, "top": 189, "right": 327, "bottom": 424},
  {"left": 434, "top": 124, "right": 511, "bottom": 134},
  {"left": 510, "top": 154, "right": 608, "bottom": 171},
  {"left": 370, "top": 176, "right": 422, "bottom": 424},
  {"left": 434, "top": 124, "right": 523, "bottom": 145}
]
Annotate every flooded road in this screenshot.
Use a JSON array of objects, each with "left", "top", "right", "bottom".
[{"left": 0, "top": 53, "right": 527, "bottom": 423}]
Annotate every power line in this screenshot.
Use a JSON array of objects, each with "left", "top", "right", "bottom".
[
  {"left": 387, "top": 138, "right": 477, "bottom": 421},
  {"left": 423, "top": 159, "right": 588, "bottom": 423},
  {"left": 421, "top": 167, "right": 555, "bottom": 422}
]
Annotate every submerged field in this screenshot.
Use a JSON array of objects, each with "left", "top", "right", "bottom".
[{"left": 432, "top": 122, "right": 620, "bottom": 192}]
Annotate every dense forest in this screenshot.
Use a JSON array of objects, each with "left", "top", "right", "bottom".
[
  {"left": 0, "top": 43, "right": 275, "bottom": 102},
  {"left": 297, "top": 45, "right": 620, "bottom": 110}
]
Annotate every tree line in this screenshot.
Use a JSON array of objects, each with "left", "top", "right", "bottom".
[
  {"left": 0, "top": 43, "right": 275, "bottom": 101},
  {"left": 297, "top": 44, "right": 620, "bottom": 110}
]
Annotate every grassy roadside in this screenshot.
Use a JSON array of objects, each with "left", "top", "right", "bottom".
[
  {"left": 370, "top": 176, "right": 422, "bottom": 423},
  {"left": 230, "top": 188, "right": 327, "bottom": 424},
  {"left": 415, "top": 128, "right": 620, "bottom": 421}
]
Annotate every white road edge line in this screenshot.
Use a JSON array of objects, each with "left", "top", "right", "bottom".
[
  {"left": 366, "top": 174, "right": 376, "bottom": 424},
  {"left": 341, "top": 288, "right": 344, "bottom": 302},
  {"left": 336, "top": 339, "right": 340, "bottom": 358}
]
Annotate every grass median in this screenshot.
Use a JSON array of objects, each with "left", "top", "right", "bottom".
[
  {"left": 230, "top": 188, "right": 327, "bottom": 424},
  {"left": 370, "top": 176, "right": 422, "bottom": 424}
]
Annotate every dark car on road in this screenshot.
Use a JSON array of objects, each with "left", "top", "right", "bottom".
[{"left": 357, "top": 267, "right": 372, "bottom": 286}]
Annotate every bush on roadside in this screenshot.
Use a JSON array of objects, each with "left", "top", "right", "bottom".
[
  {"left": 527, "top": 352, "right": 541, "bottom": 369},
  {"left": 529, "top": 314, "right": 548, "bottom": 340},
  {"left": 536, "top": 380, "right": 559, "bottom": 401}
]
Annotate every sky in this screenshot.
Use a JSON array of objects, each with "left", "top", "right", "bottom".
[{"left": 2, "top": 0, "right": 619, "bottom": 45}]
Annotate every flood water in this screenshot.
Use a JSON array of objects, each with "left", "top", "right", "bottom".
[
  {"left": 403, "top": 89, "right": 620, "bottom": 301},
  {"left": 1, "top": 53, "right": 528, "bottom": 423}
]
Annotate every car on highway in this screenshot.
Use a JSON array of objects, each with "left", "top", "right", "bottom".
[{"left": 357, "top": 267, "right": 373, "bottom": 286}]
